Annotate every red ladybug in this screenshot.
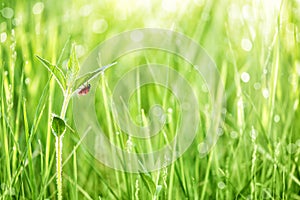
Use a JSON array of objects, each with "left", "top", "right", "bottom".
[{"left": 78, "top": 83, "right": 91, "bottom": 95}]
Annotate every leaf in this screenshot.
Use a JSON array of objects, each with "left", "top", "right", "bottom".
[
  {"left": 66, "top": 43, "right": 80, "bottom": 87},
  {"left": 51, "top": 114, "right": 66, "bottom": 137},
  {"left": 73, "top": 62, "right": 117, "bottom": 93},
  {"left": 139, "top": 172, "right": 156, "bottom": 195},
  {"left": 36, "top": 55, "right": 66, "bottom": 91},
  {"left": 57, "top": 37, "right": 71, "bottom": 66}
]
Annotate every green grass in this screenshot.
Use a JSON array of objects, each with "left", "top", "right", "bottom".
[{"left": 1, "top": 0, "right": 300, "bottom": 199}]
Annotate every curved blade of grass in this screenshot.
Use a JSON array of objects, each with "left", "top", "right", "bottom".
[
  {"left": 73, "top": 62, "right": 117, "bottom": 93},
  {"left": 36, "top": 55, "right": 66, "bottom": 91},
  {"left": 139, "top": 172, "right": 156, "bottom": 195},
  {"left": 66, "top": 43, "right": 80, "bottom": 88}
]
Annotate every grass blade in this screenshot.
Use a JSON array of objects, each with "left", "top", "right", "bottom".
[
  {"left": 73, "top": 62, "right": 117, "bottom": 92},
  {"left": 36, "top": 55, "right": 66, "bottom": 92}
]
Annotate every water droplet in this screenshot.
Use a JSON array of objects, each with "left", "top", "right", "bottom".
[
  {"left": 218, "top": 181, "right": 226, "bottom": 189},
  {"left": 115, "top": 131, "right": 120, "bottom": 135},
  {"left": 151, "top": 105, "right": 163, "bottom": 117},
  {"left": 92, "top": 19, "right": 108, "bottom": 34},
  {"left": 274, "top": 114, "right": 280, "bottom": 123},
  {"left": 32, "top": 2, "right": 44, "bottom": 15},
  {"left": 237, "top": 99, "right": 243, "bottom": 108},
  {"left": 263, "top": 68, "right": 268, "bottom": 74},
  {"left": 242, "top": 5, "right": 253, "bottom": 21},
  {"left": 167, "top": 108, "right": 173, "bottom": 113},
  {"left": 217, "top": 127, "right": 224, "bottom": 136},
  {"left": 241, "top": 38, "right": 252, "bottom": 51},
  {"left": 0, "top": 32, "right": 7, "bottom": 43},
  {"left": 75, "top": 45, "right": 85, "bottom": 58},
  {"left": 79, "top": 4, "right": 93, "bottom": 17},
  {"left": 253, "top": 82, "right": 261, "bottom": 90},
  {"left": 230, "top": 131, "right": 238, "bottom": 139},
  {"left": 221, "top": 108, "right": 227, "bottom": 115},
  {"left": 262, "top": 88, "right": 269, "bottom": 99},
  {"left": 25, "top": 78, "right": 30, "bottom": 85},
  {"left": 1, "top": 7, "right": 14, "bottom": 19},
  {"left": 241, "top": 72, "right": 250, "bottom": 83},
  {"left": 198, "top": 142, "right": 209, "bottom": 155}
]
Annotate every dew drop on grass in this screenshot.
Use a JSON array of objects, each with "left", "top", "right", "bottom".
[
  {"left": 32, "top": 2, "right": 44, "bottom": 15},
  {"left": 241, "top": 72, "right": 250, "bottom": 83},
  {"left": 221, "top": 108, "right": 227, "bottom": 115},
  {"left": 92, "top": 19, "right": 108, "bottom": 34},
  {"left": 274, "top": 114, "right": 280, "bottom": 123},
  {"left": 262, "top": 88, "right": 269, "bottom": 99},
  {"left": 25, "top": 78, "right": 30, "bottom": 85},
  {"left": 79, "top": 4, "right": 93, "bottom": 17},
  {"left": 198, "top": 142, "right": 209, "bottom": 155},
  {"left": 167, "top": 108, "right": 173, "bottom": 113},
  {"left": 75, "top": 44, "right": 86, "bottom": 58},
  {"left": 237, "top": 99, "right": 243, "bottom": 108},
  {"left": 152, "top": 105, "right": 163, "bottom": 117},
  {"left": 241, "top": 38, "right": 252, "bottom": 51},
  {"left": 115, "top": 131, "right": 120, "bottom": 135},
  {"left": 217, "top": 181, "right": 226, "bottom": 190},
  {"left": 263, "top": 68, "right": 268, "bottom": 74},
  {"left": 230, "top": 131, "right": 238, "bottom": 139},
  {"left": 242, "top": 5, "right": 254, "bottom": 21},
  {"left": 0, "top": 32, "right": 7, "bottom": 43},
  {"left": 253, "top": 82, "right": 261, "bottom": 90},
  {"left": 217, "top": 127, "right": 224, "bottom": 136},
  {"left": 1, "top": 7, "right": 14, "bottom": 19}
]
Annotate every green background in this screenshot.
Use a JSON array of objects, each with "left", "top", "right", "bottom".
[{"left": 0, "top": 0, "right": 300, "bottom": 199}]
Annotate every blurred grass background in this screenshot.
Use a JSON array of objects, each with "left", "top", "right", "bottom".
[{"left": 1, "top": 0, "right": 300, "bottom": 199}]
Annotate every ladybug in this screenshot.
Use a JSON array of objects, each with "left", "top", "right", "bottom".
[{"left": 78, "top": 83, "right": 91, "bottom": 95}]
